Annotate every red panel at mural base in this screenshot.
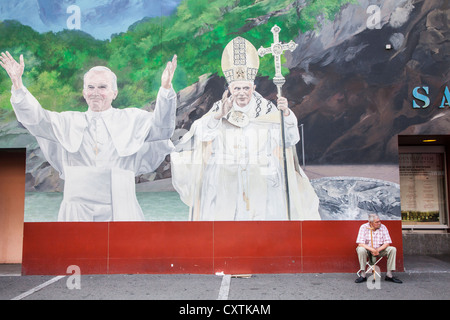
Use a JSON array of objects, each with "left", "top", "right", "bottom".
[
  {"left": 21, "top": 220, "right": 403, "bottom": 275},
  {"left": 21, "top": 222, "right": 109, "bottom": 275},
  {"left": 213, "top": 221, "right": 303, "bottom": 274},
  {"left": 108, "top": 221, "right": 214, "bottom": 274}
]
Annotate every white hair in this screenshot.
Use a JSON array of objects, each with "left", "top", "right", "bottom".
[
  {"left": 368, "top": 214, "right": 380, "bottom": 222},
  {"left": 83, "top": 66, "right": 118, "bottom": 92}
]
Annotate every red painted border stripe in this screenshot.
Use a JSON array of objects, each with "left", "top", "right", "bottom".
[{"left": 21, "top": 220, "right": 403, "bottom": 275}]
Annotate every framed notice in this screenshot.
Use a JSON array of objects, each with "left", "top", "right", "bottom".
[{"left": 399, "top": 146, "right": 448, "bottom": 228}]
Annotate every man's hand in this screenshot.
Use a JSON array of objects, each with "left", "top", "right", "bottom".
[
  {"left": 161, "top": 54, "right": 177, "bottom": 89},
  {"left": 0, "top": 51, "right": 25, "bottom": 90},
  {"left": 277, "top": 95, "right": 290, "bottom": 116},
  {"left": 215, "top": 90, "right": 235, "bottom": 120},
  {"left": 359, "top": 243, "right": 379, "bottom": 256}
]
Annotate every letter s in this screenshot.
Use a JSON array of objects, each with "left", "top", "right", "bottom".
[{"left": 412, "top": 86, "right": 430, "bottom": 108}]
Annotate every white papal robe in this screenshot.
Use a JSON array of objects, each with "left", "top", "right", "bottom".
[
  {"left": 171, "top": 91, "right": 320, "bottom": 221},
  {"left": 11, "top": 85, "right": 177, "bottom": 221}
]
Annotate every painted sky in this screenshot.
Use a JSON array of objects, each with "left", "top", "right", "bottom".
[{"left": 0, "top": 0, "right": 182, "bottom": 40}]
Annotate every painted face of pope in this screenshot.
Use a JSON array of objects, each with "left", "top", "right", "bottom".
[
  {"left": 228, "top": 80, "right": 256, "bottom": 108},
  {"left": 83, "top": 67, "right": 118, "bottom": 112}
]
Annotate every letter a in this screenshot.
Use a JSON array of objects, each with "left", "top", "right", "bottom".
[
  {"left": 366, "top": 5, "right": 381, "bottom": 30},
  {"left": 366, "top": 266, "right": 381, "bottom": 290},
  {"left": 66, "top": 265, "right": 81, "bottom": 290},
  {"left": 67, "top": 5, "right": 81, "bottom": 30},
  {"left": 438, "top": 86, "right": 450, "bottom": 108}
]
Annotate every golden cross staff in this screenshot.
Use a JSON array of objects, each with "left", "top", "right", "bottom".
[{"left": 258, "top": 25, "right": 298, "bottom": 220}]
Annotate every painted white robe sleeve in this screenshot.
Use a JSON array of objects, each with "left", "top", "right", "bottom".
[
  {"left": 145, "top": 86, "right": 177, "bottom": 142},
  {"left": 170, "top": 119, "right": 205, "bottom": 214},
  {"left": 283, "top": 111, "right": 300, "bottom": 147},
  {"left": 133, "top": 87, "right": 177, "bottom": 175},
  {"left": 196, "top": 113, "right": 222, "bottom": 142},
  {"left": 10, "top": 86, "right": 59, "bottom": 142},
  {"left": 171, "top": 112, "right": 221, "bottom": 211},
  {"left": 9, "top": 86, "right": 75, "bottom": 176}
]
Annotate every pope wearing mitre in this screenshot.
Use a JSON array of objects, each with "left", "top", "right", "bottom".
[{"left": 171, "top": 37, "right": 320, "bottom": 221}]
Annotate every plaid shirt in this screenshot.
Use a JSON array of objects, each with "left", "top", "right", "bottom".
[{"left": 356, "top": 222, "right": 392, "bottom": 248}]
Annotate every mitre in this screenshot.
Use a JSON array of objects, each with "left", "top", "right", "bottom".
[{"left": 221, "top": 37, "right": 259, "bottom": 83}]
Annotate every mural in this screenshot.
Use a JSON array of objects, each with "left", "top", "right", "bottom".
[{"left": 0, "top": 0, "right": 448, "bottom": 222}]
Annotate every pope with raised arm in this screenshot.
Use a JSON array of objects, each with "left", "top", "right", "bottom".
[
  {"left": 171, "top": 37, "right": 320, "bottom": 221},
  {"left": 0, "top": 51, "right": 178, "bottom": 221}
]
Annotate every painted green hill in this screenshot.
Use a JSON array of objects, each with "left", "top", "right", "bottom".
[{"left": 0, "top": 0, "right": 351, "bottom": 113}]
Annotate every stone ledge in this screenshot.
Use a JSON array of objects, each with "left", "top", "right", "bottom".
[{"left": 403, "top": 233, "right": 450, "bottom": 255}]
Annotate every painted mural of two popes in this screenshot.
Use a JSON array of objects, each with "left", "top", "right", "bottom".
[{"left": 0, "top": 0, "right": 448, "bottom": 222}]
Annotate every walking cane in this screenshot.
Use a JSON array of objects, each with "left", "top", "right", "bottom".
[{"left": 369, "top": 226, "right": 376, "bottom": 282}]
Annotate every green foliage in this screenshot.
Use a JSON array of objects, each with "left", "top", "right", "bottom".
[
  {"left": 298, "top": 0, "right": 355, "bottom": 32},
  {"left": 0, "top": 0, "right": 353, "bottom": 112}
]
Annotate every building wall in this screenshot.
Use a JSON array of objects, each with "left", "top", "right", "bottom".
[{"left": 0, "top": 0, "right": 448, "bottom": 273}]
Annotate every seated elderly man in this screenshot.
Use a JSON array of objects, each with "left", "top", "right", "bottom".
[{"left": 355, "top": 214, "right": 402, "bottom": 284}]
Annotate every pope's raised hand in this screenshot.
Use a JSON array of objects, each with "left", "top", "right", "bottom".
[
  {"left": 161, "top": 54, "right": 177, "bottom": 89},
  {"left": 0, "top": 51, "right": 24, "bottom": 90},
  {"left": 215, "top": 90, "right": 235, "bottom": 120}
]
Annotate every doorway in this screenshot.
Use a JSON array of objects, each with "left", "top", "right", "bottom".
[{"left": 0, "top": 148, "right": 26, "bottom": 264}]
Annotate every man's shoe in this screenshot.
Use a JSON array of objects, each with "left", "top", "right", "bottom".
[
  {"left": 355, "top": 276, "right": 367, "bottom": 283},
  {"left": 385, "top": 276, "right": 402, "bottom": 284}
]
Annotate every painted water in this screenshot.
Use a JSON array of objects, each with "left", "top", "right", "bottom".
[
  {"left": 24, "top": 177, "right": 401, "bottom": 222},
  {"left": 24, "top": 192, "right": 190, "bottom": 222}
]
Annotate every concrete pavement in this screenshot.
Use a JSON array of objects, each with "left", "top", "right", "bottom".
[{"left": 1, "top": 255, "right": 449, "bottom": 301}]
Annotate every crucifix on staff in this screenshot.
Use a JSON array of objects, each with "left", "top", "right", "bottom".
[{"left": 258, "top": 25, "right": 298, "bottom": 220}]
